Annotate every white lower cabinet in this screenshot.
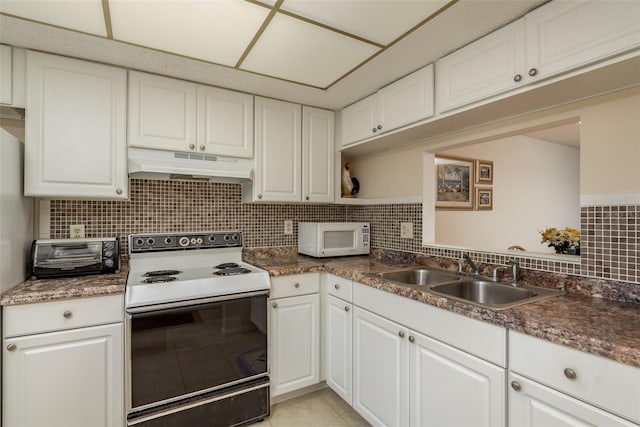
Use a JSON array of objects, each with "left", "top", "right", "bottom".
[
  {"left": 270, "top": 292, "right": 319, "bottom": 397},
  {"left": 509, "top": 373, "right": 636, "bottom": 427},
  {"left": 325, "top": 294, "right": 352, "bottom": 404}
]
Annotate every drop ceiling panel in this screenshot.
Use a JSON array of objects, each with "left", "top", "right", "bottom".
[
  {"left": 0, "top": 0, "right": 106, "bottom": 37},
  {"left": 241, "top": 13, "right": 380, "bottom": 88},
  {"left": 109, "top": 0, "right": 269, "bottom": 66},
  {"left": 280, "top": 0, "right": 451, "bottom": 45}
]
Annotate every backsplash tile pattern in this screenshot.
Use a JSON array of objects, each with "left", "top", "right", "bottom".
[{"left": 49, "top": 180, "right": 638, "bottom": 284}]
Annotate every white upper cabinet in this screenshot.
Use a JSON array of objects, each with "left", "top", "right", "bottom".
[
  {"left": 525, "top": 0, "right": 640, "bottom": 80},
  {"left": 128, "top": 71, "right": 197, "bottom": 152},
  {"left": 0, "top": 45, "right": 12, "bottom": 105},
  {"left": 340, "top": 64, "right": 434, "bottom": 146},
  {"left": 436, "top": 19, "right": 525, "bottom": 113},
  {"left": 197, "top": 85, "right": 254, "bottom": 158},
  {"left": 25, "top": 51, "right": 128, "bottom": 199},
  {"left": 129, "top": 71, "right": 254, "bottom": 157},
  {"left": 253, "top": 97, "right": 302, "bottom": 202},
  {"left": 302, "top": 106, "right": 334, "bottom": 203}
]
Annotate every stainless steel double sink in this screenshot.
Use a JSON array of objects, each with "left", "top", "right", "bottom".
[{"left": 367, "top": 267, "right": 562, "bottom": 310}]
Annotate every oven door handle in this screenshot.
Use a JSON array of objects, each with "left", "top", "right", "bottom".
[{"left": 125, "top": 290, "right": 270, "bottom": 315}]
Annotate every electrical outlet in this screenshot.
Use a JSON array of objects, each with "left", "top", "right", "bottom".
[
  {"left": 400, "top": 222, "right": 413, "bottom": 239},
  {"left": 284, "top": 220, "right": 293, "bottom": 235},
  {"left": 70, "top": 224, "right": 85, "bottom": 239}
]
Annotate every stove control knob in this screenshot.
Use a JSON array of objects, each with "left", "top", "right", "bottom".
[
  {"left": 190, "top": 238, "right": 198, "bottom": 245},
  {"left": 208, "top": 235, "right": 216, "bottom": 242},
  {"left": 224, "top": 235, "right": 231, "bottom": 241},
  {"left": 232, "top": 234, "right": 239, "bottom": 241},
  {"left": 164, "top": 237, "right": 173, "bottom": 245},
  {"left": 179, "top": 237, "right": 190, "bottom": 247},
  {"left": 147, "top": 238, "right": 155, "bottom": 246},
  {"left": 196, "top": 238, "right": 203, "bottom": 244},
  {"left": 135, "top": 238, "right": 144, "bottom": 247}
]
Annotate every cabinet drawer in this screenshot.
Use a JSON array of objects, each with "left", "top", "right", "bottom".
[
  {"left": 510, "top": 331, "right": 640, "bottom": 423},
  {"left": 270, "top": 273, "right": 319, "bottom": 299},
  {"left": 325, "top": 274, "right": 352, "bottom": 302},
  {"left": 3, "top": 294, "right": 124, "bottom": 337}
]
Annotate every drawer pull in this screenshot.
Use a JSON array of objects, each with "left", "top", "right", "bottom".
[
  {"left": 528, "top": 68, "right": 538, "bottom": 77},
  {"left": 272, "top": 302, "right": 278, "bottom": 309},
  {"left": 398, "top": 331, "right": 405, "bottom": 338},
  {"left": 63, "top": 311, "right": 73, "bottom": 319},
  {"left": 408, "top": 336, "right": 415, "bottom": 343},
  {"left": 344, "top": 306, "right": 350, "bottom": 312},
  {"left": 294, "top": 283, "right": 300, "bottom": 288},
  {"left": 334, "top": 284, "right": 340, "bottom": 290},
  {"left": 513, "top": 74, "right": 522, "bottom": 82},
  {"left": 6, "top": 343, "right": 17, "bottom": 352},
  {"left": 564, "top": 368, "right": 577, "bottom": 380},
  {"left": 511, "top": 381, "right": 521, "bottom": 391}
]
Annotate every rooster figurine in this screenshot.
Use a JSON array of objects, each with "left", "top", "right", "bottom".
[{"left": 341, "top": 162, "right": 360, "bottom": 197}]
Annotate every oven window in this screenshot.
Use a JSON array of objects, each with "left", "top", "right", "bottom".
[
  {"left": 323, "top": 230, "right": 355, "bottom": 250},
  {"left": 129, "top": 295, "right": 267, "bottom": 409}
]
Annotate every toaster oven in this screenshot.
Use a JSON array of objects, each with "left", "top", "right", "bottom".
[{"left": 31, "top": 237, "right": 119, "bottom": 279}]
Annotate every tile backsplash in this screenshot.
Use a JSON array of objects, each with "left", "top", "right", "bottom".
[{"left": 48, "top": 179, "right": 638, "bottom": 285}]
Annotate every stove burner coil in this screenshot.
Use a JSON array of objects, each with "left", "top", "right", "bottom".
[
  {"left": 213, "top": 267, "right": 251, "bottom": 276},
  {"left": 143, "top": 270, "right": 182, "bottom": 277},
  {"left": 141, "top": 276, "right": 178, "bottom": 284},
  {"left": 214, "top": 263, "right": 240, "bottom": 269}
]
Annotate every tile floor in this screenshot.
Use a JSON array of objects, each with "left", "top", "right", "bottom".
[{"left": 258, "top": 388, "right": 370, "bottom": 427}]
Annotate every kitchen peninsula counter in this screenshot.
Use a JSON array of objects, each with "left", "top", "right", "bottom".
[
  {"left": 246, "top": 252, "right": 640, "bottom": 369},
  {"left": 0, "top": 266, "right": 127, "bottom": 306}
]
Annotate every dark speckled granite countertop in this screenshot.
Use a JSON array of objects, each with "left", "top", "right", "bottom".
[{"left": 245, "top": 252, "right": 640, "bottom": 369}]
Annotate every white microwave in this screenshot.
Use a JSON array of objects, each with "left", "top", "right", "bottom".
[{"left": 298, "top": 222, "right": 370, "bottom": 258}]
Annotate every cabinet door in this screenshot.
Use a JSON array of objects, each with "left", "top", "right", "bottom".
[
  {"left": 0, "top": 45, "right": 12, "bottom": 104},
  {"left": 302, "top": 106, "right": 334, "bottom": 203},
  {"left": 128, "top": 71, "right": 197, "bottom": 152},
  {"left": 340, "top": 94, "right": 377, "bottom": 146},
  {"left": 509, "top": 373, "right": 637, "bottom": 427},
  {"left": 270, "top": 293, "right": 319, "bottom": 396},
  {"left": 25, "top": 51, "right": 127, "bottom": 199},
  {"left": 409, "top": 330, "right": 505, "bottom": 427},
  {"left": 197, "top": 85, "right": 254, "bottom": 157},
  {"left": 254, "top": 97, "right": 301, "bottom": 202},
  {"left": 525, "top": 0, "right": 640, "bottom": 81},
  {"left": 377, "top": 64, "right": 434, "bottom": 132},
  {"left": 436, "top": 19, "right": 525, "bottom": 113},
  {"left": 325, "top": 295, "right": 352, "bottom": 404},
  {"left": 3, "top": 323, "right": 124, "bottom": 427},
  {"left": 353, "top": 307, "right": 409, "bottom": 427}
]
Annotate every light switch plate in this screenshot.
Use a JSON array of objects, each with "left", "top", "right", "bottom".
[
  {"left": 284, "top": 220, "right": 293, "bottom": 235},
  {"left": 400, "top": 222, "right": 413, "bottom": 239},
  {"left": 70, "top": 224, "right": 85, "bottom": 239}
]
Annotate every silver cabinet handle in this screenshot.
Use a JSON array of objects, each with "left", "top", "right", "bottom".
[
  {"left": 564, "top": 368, "right": 577, "bottom": 380},
  {"left": 511, "top": 381, "right": 521, "bottom": 391},
  {"left": 294, "top": 283, "right": 300, "bottom": 288},
  {"left": 513, "top": 74, "right": 522, "bottom": 82},
  {"left": 63, "top": 310, "right": 73, "bottom": 319},
  {"left": 408, "top": 336, "right": 415, "bottom": 343},
  {"left": 272, "top": 302, "right": 277, "bottom": 308},
  {"left": 116, "top": 188, "right": 123, "bottom": 195},
  {"left": 528, "top": 68, "right": 538, "bottom": 77},
  {"left": 334, "top": 284, "right": 340, "bottom": 290},
  {"left": 398, "top": 331, "right": 405, "bottom": 338},
  {"left": 344, "top": 306, "right": 350, "bottom": 312},
  {"left": 199, "top": 145, "right": 205, "bottom": 151},
  {"left": 257, "top": 194, "right": 263, "bottom": 199},
  {"left": 189, "top": 144, "right": 195, "bottom": 149},
  {"left": 6, "top": 343, "right": 16, "bottom": 352}
]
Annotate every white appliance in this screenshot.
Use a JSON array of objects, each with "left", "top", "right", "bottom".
[{"left": 298, "top": 222, "right": 370, "bottom": 257}]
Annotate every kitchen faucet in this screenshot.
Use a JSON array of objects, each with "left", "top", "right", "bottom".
[
  {"left": 492, "top": 260, "right": 520, "bottom": 286},
  {"left": 459, "top": 253, "right": 480, "bottom": 276}
]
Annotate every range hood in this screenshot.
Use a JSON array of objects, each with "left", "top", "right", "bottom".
[{"left": 128, "top": 147, "right": 253, "bottom": 182}]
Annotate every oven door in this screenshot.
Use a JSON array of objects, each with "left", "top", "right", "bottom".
[{"left": 126, "top": 292, "right": 268, "bottom": 414}]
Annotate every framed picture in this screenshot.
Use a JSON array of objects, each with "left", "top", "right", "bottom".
[
  {"left": 476, "top": 160, "right": 493, "bottom": 184},
  {"left": 435, "top": 155, "right": 474, "bottom": 209},
  {"left": 476, "top": 187, "right": 493, "bottom": 210}
]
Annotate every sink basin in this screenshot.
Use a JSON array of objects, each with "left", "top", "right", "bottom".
[
  {"left": 429, "top": 280, "right": 562, "bottom": 310},
  {"left": 374, "top": 267, "right": 460, "bottom": 287}
]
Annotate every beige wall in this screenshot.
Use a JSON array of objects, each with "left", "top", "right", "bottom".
[{"left": 350, "top": 87, "right": 640, "bottom": 199}]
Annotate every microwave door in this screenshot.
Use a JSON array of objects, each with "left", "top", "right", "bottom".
[{"left": 320, "top": 229, "right": 358, "bottom": 256}]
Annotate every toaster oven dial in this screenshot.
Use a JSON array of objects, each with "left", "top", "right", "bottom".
[
  {"left": 104, "top": 259, "right": 114, "bottom": 267},
  {"left": 104, "top": 241, "right": 115, "bottom": 250},
  {"left": 104, "top": 250, "right": 114, "bottom": 258}
]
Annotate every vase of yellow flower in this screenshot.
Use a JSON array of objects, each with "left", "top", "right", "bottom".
[{"left": 540, "top": 227, "right": 581, "bottom": 255}]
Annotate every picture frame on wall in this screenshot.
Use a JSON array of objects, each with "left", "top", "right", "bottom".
[
  {"left": 435, "top": 155, "right": 474, "bottom": 210},
  {"left": 476, "top": 160, "right": 494, "bottom": 184},
  {"left": 476, "top": 187, "right": 493, "bottom": 210}
]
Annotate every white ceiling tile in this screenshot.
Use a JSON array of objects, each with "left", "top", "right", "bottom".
[
  {"left": 281, "top": 0, "right": 451, "bottom": 45},
  {"left": 241, "top": 13, "right": 380, "bottom": 88},
  {"left": 109, "top": 0, "right": 269, "bottom": 66},
  {"left": 0, "top": 0, "right": 107, "bottom": 37}
]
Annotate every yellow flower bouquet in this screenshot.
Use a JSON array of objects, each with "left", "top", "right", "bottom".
[{"left": 540, "top": 227, "right": 581, "bottom": 255}]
